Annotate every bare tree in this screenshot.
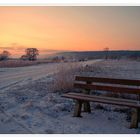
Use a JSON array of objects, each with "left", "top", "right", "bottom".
[
  {"left": 25, "top": 48, "right": 39, "bottom": 61},
  {"left": 0, "top": 50, "right": 11, "bottom": 61}
]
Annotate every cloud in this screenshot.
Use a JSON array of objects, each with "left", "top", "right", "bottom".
[
  {"left": 10, "top": 43, "right": 26, "bottom": 50},
  {"left": 41, "top": 49, "right": 61, "bottom": 53},
  {"left": 0, "top": 43, "right": 26, "bottom": 51},
  {"left": 40, "top": 49, "right": 70, "bottom": 53},
  {"left": 0, "top": 47, "right": 13, "bottom": 50}
]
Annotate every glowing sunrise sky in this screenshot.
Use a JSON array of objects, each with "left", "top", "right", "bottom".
[{"left": 0, "top": 6, "right": 140, "bottom": 57}]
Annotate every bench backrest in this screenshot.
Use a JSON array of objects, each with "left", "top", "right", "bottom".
[{"left": 74, "top": 76, "right": 140, "bottom": 94}]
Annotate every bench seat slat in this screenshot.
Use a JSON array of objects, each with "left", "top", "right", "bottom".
[
  {"left": 74, "top": 83, "right": 140, "bottom": 94},
  {"left": 67, "top": 92, "right": 138, "bottom": 104},
  {"left": 75, "top": 76, "right": 140, "bottom": 86},
  {"left": 62, "top": 93, "right": 140, "bottom": 108}
]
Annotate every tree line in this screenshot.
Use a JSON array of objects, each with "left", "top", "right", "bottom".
[{"left": 0, "top": 48, "right": 39, "bottom": 61}]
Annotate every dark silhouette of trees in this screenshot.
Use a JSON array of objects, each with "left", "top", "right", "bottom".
[
  {"left": 129, "top": 53, "right": 140, "bottom": 60},
  {"left": 0, "top": 50, "right": 11, "bottom": 61},
  {"left": 20, "top": 55, "right": 29, "bottom": 60},
  {"left": 26, "top": 48, "right": 39, "bottom": 61},
  {"left": 21, "top": 48, "right": 39, "bottom": 61}
]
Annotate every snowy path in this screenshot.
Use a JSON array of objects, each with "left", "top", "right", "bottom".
[
  {"left": 0, "top": 63, "right": 58, "bottom": 90},
  {"left": 0, "top": 59, "right": 101, "bottom": 90}
]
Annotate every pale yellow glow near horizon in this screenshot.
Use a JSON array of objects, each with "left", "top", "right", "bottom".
[{"left": 0, "top": 6, "right": 140, "bottom": 57}]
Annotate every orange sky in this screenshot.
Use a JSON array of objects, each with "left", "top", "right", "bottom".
[{"left": 0, "top": 6, "right": 140, "bottom": 57}]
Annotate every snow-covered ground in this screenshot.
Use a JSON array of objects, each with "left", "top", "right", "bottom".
[
  {"left": 0, "top": 60, "right": 101, "bottom": 91},
  {"left": 0, "top": 63, "right": 59, "bottom": 90},
  {"left": 0, "top": 59, "right": 140, "bottom": 134}
]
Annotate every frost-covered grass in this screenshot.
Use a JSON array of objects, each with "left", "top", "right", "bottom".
[
  {"left": 0, "top": 60, "right": 140, "bottom": 134},
  {"left": 0, "top": 60, "right": 51, "bottom": 68},
  {"left": 52, "top": 63, "right": 82, "bottom": 92}
]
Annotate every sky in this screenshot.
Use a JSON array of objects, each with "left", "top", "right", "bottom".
[{"left": 0, "top": 6, "right": 140, "bottom": 58}]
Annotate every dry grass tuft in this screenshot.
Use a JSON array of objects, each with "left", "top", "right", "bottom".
[
  {"left": 50, "top": 62, "right": 105, "bottom": 92},
  {"left": 51, "top": 62, "right": 83, "bottom": 92}
]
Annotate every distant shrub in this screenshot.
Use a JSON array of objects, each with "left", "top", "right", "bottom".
[
  {"left": 0, "top": 60, "right": 36, "bottom": 67},
  {"left": 128, "top": 53, "right": 140, "bottom": 61},
  {"left": 0, "top": 51, "right": 10, "bottom": 61},
  {"left": 0, "top": 60, "right": 50, "bottom": 68},
  {"left": 20, "top": 55, "right": 29, "bottom": 61}
]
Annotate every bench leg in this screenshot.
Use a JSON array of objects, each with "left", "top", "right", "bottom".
[
  {"left": 73, "top": 100, "right": 82, "bottom": 117},
  {"left": 130, "top": 108, "right": 138, "bottom": 129},
  {"left": 83, "top": 102, "right": 91, "bottom": 113},
  {"left": 138, "top": 109, "right": 140, "bottom": 122}
]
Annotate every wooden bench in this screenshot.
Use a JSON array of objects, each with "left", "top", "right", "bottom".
[{"left": 62, "top": 76, "right": 140, "bottom": 128}]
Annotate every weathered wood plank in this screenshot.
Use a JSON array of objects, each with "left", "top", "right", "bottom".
[
  {"left": 74, "top": 83, "right": 140, "bottom": 94},
  {"left": 62, "top": 94, "right": 140, "bottom": 108},
  {"left": 75, "top": 76, "right": 140, "bottom": 86},
  {"left": 67, "top": 93, "right": 138, "bottom": 104}
]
